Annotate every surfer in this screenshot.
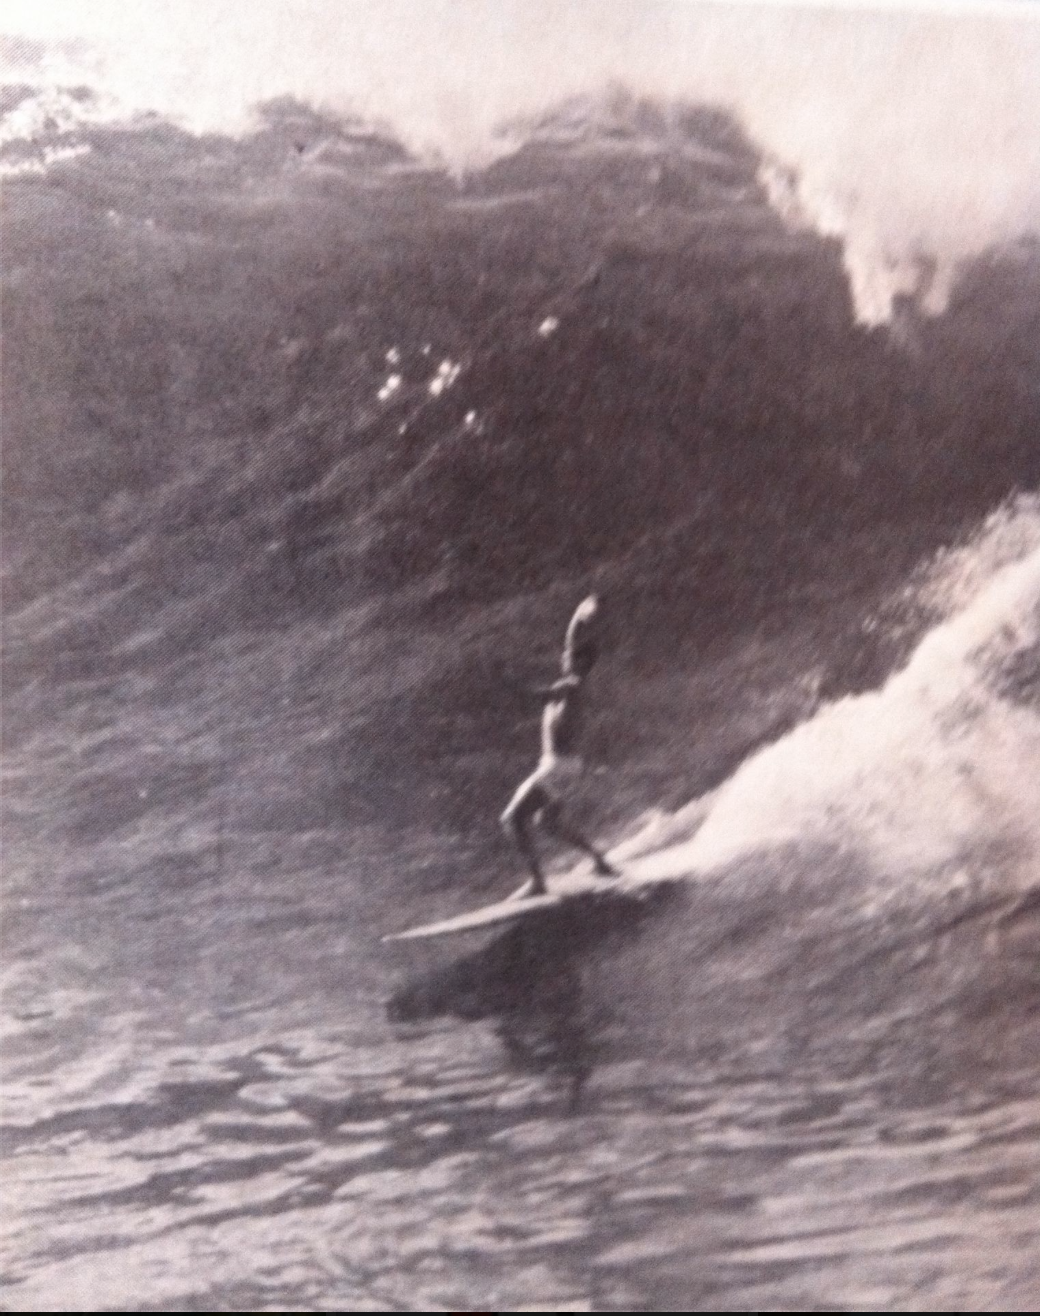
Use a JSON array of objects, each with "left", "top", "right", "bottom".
[{"left": 501, "top": 594, "right": 618, "bottom": 898}]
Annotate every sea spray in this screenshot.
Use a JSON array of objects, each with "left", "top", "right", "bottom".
[
  {"left": 619, "top": 500, "right": 1040, "bottom": 888},
  {"left": 4, "top": 4, "right": 1038, "bottom": 326}
]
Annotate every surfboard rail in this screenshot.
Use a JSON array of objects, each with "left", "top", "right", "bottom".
[{"left": 382, "top": 865, "right": 682, "bottom": 942}]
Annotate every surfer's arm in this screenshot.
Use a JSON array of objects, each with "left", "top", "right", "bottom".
[{"left": 531, "top": 675, "right": 581, "bottom": 698}]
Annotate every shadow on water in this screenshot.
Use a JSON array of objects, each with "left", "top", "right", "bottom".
[{"left": 386, "top": 887, "right": 680, "bottom": 1110}]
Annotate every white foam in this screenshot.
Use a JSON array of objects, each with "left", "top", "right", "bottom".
[
  {"left": 5, "top": 3, "right": 1037, "bottom": 326},
  {"left": 632, "top": 500, "right": 1040, "bottom": 886}
]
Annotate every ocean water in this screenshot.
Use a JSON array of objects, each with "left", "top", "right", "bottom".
[
  {"left": 3, "top": 77, "right": 1040, "bottom": 1312},
  {"left": 5, "top": 497, "right": 1039, "bottom": 1311}
]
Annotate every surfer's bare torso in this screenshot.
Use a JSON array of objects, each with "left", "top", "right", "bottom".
[{"left": 540, "top": 674, "right": 585, "bottom": 757}]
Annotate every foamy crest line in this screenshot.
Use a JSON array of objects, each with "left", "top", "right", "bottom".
[
  {"left": 3, "top": 1, "right": 1038, "bottom": 325},
  {"left": 622, "top": 498, "right": 1040, "bottom": 885}
]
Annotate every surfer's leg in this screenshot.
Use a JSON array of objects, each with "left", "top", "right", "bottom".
[
  {"left": 542, "top": 801, "right": 617, "bottom": 877},
  {"left": 501, "top": 780, "right": 549, "bottom": 896}
]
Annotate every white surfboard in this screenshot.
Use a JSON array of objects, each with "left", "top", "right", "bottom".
[{"left": 382, "top": 862, "right": 685, "bottom": 943}]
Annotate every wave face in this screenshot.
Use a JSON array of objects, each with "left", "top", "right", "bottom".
[
  {"left": 621, "top": 499, "right": 1040, "bottom": 888},
  {"left": 400, "top": 504, "right": 1040, "bottom": 1058},
  {"left": 3, "top": 67, "right": 1040, "bottom": 1314}
]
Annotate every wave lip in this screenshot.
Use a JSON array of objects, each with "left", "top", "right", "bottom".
[{"left": 6, "top": 4, "right": 1039, "bottom": 325}]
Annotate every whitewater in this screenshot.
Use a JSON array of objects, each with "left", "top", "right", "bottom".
[{"left": 618, "top": 499, "right": 1040, "bottom": 892}]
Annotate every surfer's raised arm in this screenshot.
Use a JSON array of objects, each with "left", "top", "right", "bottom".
[
  {"left": 562, "top": 593, "right": 602, "bottom": 677},
  {"left": 508, "top": 596, "right": 604, "bottom": 700}
]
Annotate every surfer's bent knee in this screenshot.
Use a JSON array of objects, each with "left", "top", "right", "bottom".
[{"left": 501, "top": 783, "right": 547, "bottom": 833}]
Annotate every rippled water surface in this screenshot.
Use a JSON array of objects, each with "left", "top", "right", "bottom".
[
  {"left": 5, "top": 528, "right": 1040, "bottom": 1311},
  {"left": 5, "top": 858, "right": 1040, "bottom": 1314},
  {"left": 4, "top": 82, "right": 1040, "bottom": 1307}
]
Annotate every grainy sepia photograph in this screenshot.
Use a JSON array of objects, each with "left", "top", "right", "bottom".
[{"left": 2, "top": 0, "right": 1039, "bottom": 1310}]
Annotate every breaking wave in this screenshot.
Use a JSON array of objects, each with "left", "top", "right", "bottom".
[
  {"left": 619, "top": 497, "right": 1040, "bottom": 893},
  {"left": 4, "top": 3, "right": 1040, "bottom": 323}
]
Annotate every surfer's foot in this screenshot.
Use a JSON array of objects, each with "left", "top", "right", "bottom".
[
  {"left": 508, "top": 877, "right": 547, "bottom": 901},
  {"left": 594, "top": 857, "right": 618, "bottom": 878}
]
